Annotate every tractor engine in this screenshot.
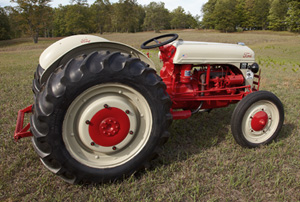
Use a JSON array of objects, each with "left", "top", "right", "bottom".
[{"left": 159, "top": 44, "right": 247, "bottom": 111}]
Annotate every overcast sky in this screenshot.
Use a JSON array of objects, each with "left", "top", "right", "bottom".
[{"left": 0, "top": 0, "right": 208, "bottom": 16}]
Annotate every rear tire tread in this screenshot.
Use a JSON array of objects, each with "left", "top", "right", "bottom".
[{"left": 31, "top": 51, "right": 172, "bottom": 183}]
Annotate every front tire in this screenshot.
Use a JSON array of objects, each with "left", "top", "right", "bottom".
[
  {"left": 30, "top": 51, "right": 172, "bottom": 183},
  {"left": 231, "top": 91, "right": 284, "bottom": 148}
]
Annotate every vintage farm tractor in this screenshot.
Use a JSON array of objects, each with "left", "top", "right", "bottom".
[{"left": 14, "top": 34, "right": 284, "bottom": 184}]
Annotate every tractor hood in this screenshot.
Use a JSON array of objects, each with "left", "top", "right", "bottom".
[{"left": 171, "top": 40, "right": 255, "bottom": 66}]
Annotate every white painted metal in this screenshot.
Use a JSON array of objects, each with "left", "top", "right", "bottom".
[
  {"left": 39, "top": 35, "right": 109, "bottom": 70},
  {"left": 171, "top": 40, "right": 256, "bottom": 68},
  {"left": 62, "top": 83, "right": 152, "bottom": 168},
  {"left": 242, "top": 100, "right": 280, "bottom": 144},
  {"left": 39, "top": 35, "right": 155, "bottom": 80}
]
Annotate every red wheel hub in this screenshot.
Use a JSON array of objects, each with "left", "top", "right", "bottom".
[
  {"left": 251, "top": 111, "right": 268, "bottom": 131},
  {"left": 89, "top": 107, "right": 130, "bottom": 147}
]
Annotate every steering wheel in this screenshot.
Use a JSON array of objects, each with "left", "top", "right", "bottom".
[{"left": 141, "top": 33, "right": 179, "bottom": 49}]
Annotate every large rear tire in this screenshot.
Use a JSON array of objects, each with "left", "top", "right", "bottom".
[
  {"left": 231, "top": 91, "right": 284, "bottom": 148},
  {"left": 30, "top": 51, "right": 172, "bottom": 183},
  {"left": 32, "top": 64, "right": 44, "bottom": 95}
]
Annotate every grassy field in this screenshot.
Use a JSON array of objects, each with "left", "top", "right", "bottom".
[{"left": 0, "top": 30, "right": 299, "bottom": 201}]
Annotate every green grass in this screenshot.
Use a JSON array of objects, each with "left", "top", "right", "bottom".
[{"left": 1, "top": 30, "right": 300, "bottom": 201}]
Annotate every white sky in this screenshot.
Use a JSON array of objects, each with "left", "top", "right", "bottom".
[{"left": 0, "top": 0, "right": 208, "bottom": 16}]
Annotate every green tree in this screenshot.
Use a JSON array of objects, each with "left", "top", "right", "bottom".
[
  {"left": 253, "top": 0, "right": 271, "bottom": 30},
  {"left": 235, "top": 0, "right": 247, "bottom": 29},
  {"left": 143, "top": 2, "right": 170, "bottom": 32},
  {"left": 135, "top": 4, "right": 146, "bottom": 32},
  {"left": 170, "top": 6, "right": 187, "bottom": 29},
  {"left": 52, "top": 6, "right": 68, "bottom": 36},
  {"left": 202, "top": 0, "right": 272, "bottom": 31},
  {"left": 11, "top": 0, "right": 52, "bottom": 43},
  {"left": 0, "top": 7, "right": 11, "bottom": 40},
  {"left": 4, "top": 6, "right": 23, "bottom": 38},
  {"left": 64, "top": 2, "right": 90, "bottom": 35},
  {"left": 286, "top": 1, "right": 300, "bottom": 32},
  {"left": 41, "top": 6, "right": 53, "bottom": 37},
  {"left": 111, "top": 0, "right": 142, "bottom": 33},
  {"left": 243, "top": 0, "right": 256, "bottom": 29},
  {"left": 268, "top": 0, "right": 288, "bottom": 31},
  {"left": 90, "top": 0, "right": 112, "bottom": 34},
  {"left": 213, "top": 0, "right": 238, "bottom": 32},
  {"left": 186, "top": 12, "right": 199, "bottom": 29},
  {"left": 170, "top": 7, "right": 198, "bottom": 29},
  {"left": 201, "top": 0, "right": 217, "bottom": 29}
]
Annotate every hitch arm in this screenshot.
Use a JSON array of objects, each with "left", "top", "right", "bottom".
[{"left": 14, "top": 105, "right": 33, "bottom": 141}]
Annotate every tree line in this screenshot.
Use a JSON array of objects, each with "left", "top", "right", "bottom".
[
  {"left": 1, "top": 0, "right": 300, "bottom": 43},
  {"left": 202, "top": 0, "right": 300, "bottom": 33},
  {"left": 0, "top": 0, "right": 199, "bottom": 42}
]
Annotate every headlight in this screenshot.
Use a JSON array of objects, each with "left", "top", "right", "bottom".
[{"left": 249, "top": 63, "right": 259, "bottom": 73}]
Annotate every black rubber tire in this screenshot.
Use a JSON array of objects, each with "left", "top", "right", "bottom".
[
  {"left": 32, "top": 64, "right": 44, "bottom": 95},
  {"left": 30, "top": 51, "right": 172, "bottom": 184},
  {"left": 231, "top": 91, "right": 284, "bottom": 148}
]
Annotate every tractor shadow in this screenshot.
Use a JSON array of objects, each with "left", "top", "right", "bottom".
[
  {"left": 138, "top": 105, "right": 237, "bottom": 173},
  {"left": 151, "top": 104, "right": 294, "bottom": 169}
]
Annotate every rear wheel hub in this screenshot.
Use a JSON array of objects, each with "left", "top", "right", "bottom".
[
  {"left": 89, "top": 107, "right": 130, "bottom": 147},
  {"left": 62, "top": 83, "right": 152, "bottom": 168}
]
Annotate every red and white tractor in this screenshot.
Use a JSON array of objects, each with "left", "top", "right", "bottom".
[{"left": 14, "top": 34, "right": 284, "bottom": 184}]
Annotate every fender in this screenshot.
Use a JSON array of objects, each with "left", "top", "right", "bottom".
[{"left": 39, "top": 35, "right": 155, "bottom": 83}]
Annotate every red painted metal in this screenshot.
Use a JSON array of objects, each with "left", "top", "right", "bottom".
[
  {"left": 180, "top": 64, "right": 192, "bottom": 83},
  {"left": 89, "top": 107, "right": 130, "bottom": 147},
  {"left": 251, "top": 111, "right": 268, "bottom": 131},
  {"left": 14, "top": 41, "right": 262, "bottom": 140},
  {"left": 158, "top": 44, "right": 255, "bottom": 117},
  {"left": 171, "top": 110, "right": 192, "bottom": 120},
  {"left": 14, "top": 105, "right": 33, "bottom": 141},
  {"left": 253, "top": 69, "right": 261, "bottom": 91}
]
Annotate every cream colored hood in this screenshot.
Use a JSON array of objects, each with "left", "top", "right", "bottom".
[{"left": 171, "top": 40, "right": 255, "bottom": 67}]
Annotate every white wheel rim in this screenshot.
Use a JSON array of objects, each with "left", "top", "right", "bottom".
[
  {"left": 62, "top": 83, "right": 152, "bottom": 168},
  {"left": 242, "top": 100, "right": 280, "bottom": 144}
]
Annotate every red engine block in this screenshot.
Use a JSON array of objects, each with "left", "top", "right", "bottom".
[{"left": 159, "top": 44, "right": 254, "bottom": 119}]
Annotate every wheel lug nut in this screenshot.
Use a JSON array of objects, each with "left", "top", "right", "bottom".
[
  {"left": 129, "top": 131, "right": 134, "bottom": 135},
  {"left": 112, "top": 146, "right": 117, "bottom": 150},
  {"left": 104, "top": 104, "right": 109, "bottom": 108},
  {"left": 91, "top": 142, "right": 95, "bottom": 146},
  {"left": 125, "top": 110, "right": 130, "bottom": 114},
  {"left": 86, "top": 120, "right": 91, "bottom": 125}
]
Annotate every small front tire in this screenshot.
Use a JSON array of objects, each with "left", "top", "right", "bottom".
[{"left": 231, "top": 91, "right": 284, "bottom": 148}]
